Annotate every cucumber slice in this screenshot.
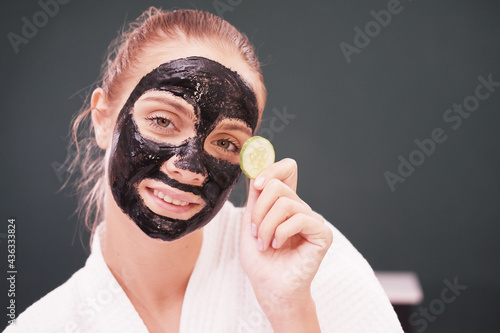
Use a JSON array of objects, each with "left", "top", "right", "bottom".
[{"left": 239, "top": 136, "right": 275, "bottom": 179}]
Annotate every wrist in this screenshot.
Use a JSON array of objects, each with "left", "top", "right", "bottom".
[{"left": 262, "top": 294, "right": 321, "bottom": 333}]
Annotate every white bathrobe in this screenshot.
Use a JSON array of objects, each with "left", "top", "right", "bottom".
[{"left": 4, "top": 201, "right": 403, "bottom": 333}]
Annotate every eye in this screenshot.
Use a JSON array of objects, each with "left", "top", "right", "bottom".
[
  {"left": 213, "top": 138, "right": 240, "bottom": 153},
  {"left": 155, "top": 117, "right": 172, "bottom": 127},
  {"left": 145, "top": 115, "right": 177, "bottom": 133}
]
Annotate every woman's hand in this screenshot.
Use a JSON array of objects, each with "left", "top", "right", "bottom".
[{"left": 239, "top": 158, "right": 333, "bottom": 332}]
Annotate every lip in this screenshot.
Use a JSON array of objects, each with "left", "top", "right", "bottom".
[
  {"left": 142, "top": 181, "right": 204, "bottom": 218},
  {"left": 149, "top": 183, "right": 202, "bottom": 204}
]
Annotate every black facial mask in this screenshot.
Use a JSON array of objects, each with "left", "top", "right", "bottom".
[{"left": 108, "top": 56, "right": 259, "bottom": 241}]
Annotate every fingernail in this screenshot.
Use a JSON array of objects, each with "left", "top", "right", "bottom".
[
  {"left": 257, "top": 238, "right": 264, "bottom": 251},
  {"left": 254, "top": 176, "right": 265, "bottom": 188},
  {"left": 272, "top": 238, "right": 278, "bottom": 249},
  {"left": 251, "top": 223, "right": 258, "bottom": 238}
]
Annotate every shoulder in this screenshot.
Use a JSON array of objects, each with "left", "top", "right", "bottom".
[
  {"left": 3, "top": 222, "right": 148, "bottom": 333},
  {"left": 3, "top": 268, "right": 85, "bottom": 333},
  {"left": 312, "top": 220, "right": 404, "bottom": 332}
]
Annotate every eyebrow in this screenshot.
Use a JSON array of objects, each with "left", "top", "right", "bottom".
[
  {"left": 216, "top": 121, "right": 253, "bottom": 136},
  {"left": 140, "top": 95, "right": 196, "bottom": 121}
]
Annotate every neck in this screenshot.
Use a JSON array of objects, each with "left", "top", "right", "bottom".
[{"left": 101, "top": 192, "right": 203, "bottom": 311}]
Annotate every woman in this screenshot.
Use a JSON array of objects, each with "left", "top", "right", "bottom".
[{"left": 5, "top": 8, "right": 403, "bottom": 333}]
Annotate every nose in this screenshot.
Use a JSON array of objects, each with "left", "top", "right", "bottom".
[{"left": 161, "top": 155, "right": 206, "bottom": 186}]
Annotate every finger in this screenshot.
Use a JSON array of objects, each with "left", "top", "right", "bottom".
[
  {"left": 273, "top": 213, "right": 333, "bottom": 251},
  {"left": 257, "top": 196, "right": 316, "bottom": 251},
  {"left": 254, "top": 158, "right": 298, "bottom": 192},
  {"left": 242, "top": 179, "right": 260, "bottom": 230},
  {"left": 251, "top": 178, "right": 309, "bottom": 230}
]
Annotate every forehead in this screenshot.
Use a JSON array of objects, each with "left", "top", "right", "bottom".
[
  {"left": 117, "top": 41, "right": 263, "bottom": 111},
  {"left": 128, "top": 57, "right": 259, "bottom": 132}
]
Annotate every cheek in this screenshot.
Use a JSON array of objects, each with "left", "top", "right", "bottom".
[
  {"left": 97, "top": 107, "right": 121, "bottom": 150},
  {"left": 103, "top": 146, "right": 113, "bottom": 179},
  {"left": 205, "top": 155, "right": 242, "bottom": 188}
]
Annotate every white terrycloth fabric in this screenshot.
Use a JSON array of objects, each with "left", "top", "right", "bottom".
[{"left": 4, "top": 202, "right": 403, "bottom": 332}]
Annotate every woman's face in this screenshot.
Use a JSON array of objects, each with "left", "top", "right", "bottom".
[{"left": 103, "top": 42, "right": 263, "bottom": 241}]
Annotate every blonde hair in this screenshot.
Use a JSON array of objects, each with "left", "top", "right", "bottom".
[{"left": 63, "top": 7, "right": 266, "bottom": 243}]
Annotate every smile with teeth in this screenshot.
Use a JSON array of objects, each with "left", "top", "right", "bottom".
[{"left": 153, "top": 189, "right": 190, "bottom": 206}]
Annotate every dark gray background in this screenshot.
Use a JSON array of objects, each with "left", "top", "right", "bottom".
[{"left": 1, "top": 0, "right": 499, "bottom": 332}]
